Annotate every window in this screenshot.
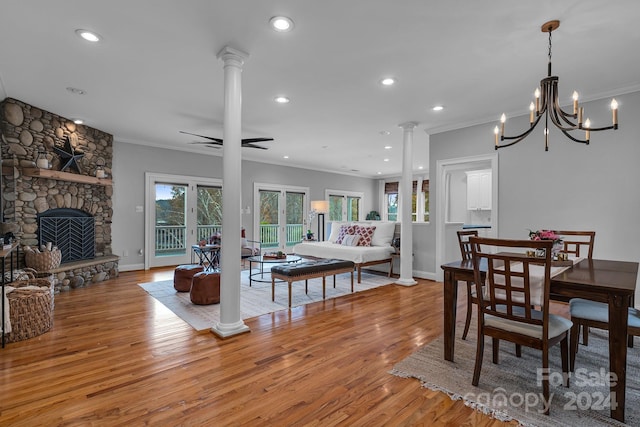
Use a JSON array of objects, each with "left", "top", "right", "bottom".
[
  {"left": 384, "top": 182, "right": 399, "bottom": 221},
  {"left": 326, "top": 190, "right": 363, "bottom": 222},
  {"left": 384, "top": 178, "right": 429, "bottom": 222}
]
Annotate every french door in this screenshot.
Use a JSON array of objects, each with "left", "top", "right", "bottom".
[
  {"left": 145, "top": 173, "right": 222, "bottom": 269},
  {"left": 254, "top": 183, "right": 309, "bottom": 253}
]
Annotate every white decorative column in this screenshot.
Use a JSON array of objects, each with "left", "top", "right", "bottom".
[
  {"left": 395, "top": 122, "right": 418, "bottom": 286},
  {"left": 211, "top": 46, "right": 250, "bottom": 338}
]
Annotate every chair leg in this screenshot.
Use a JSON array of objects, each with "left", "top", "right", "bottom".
[
  {"left": 515, "top": 344, "right": 522, "bottom": 358},
  {"left": 582, "top": 325, "right": 589, "bottom": 346},
  {"left": 462, "top": 281, "right": 473, "bottom": 340},
  {"left": 542, "top": 348, "right": 550, "bottom": 416},
  {"left": 570, "top": 321, "right": 580, "bottom": 372},
  {"left": 561, "top": 334, "right": 570, "bottom": 387},
  {"left": 472, "top": 331, "right": 484, "bottom": 386},
  {"left": 492, "top": 338, "right": 500, "bottom": 364}
]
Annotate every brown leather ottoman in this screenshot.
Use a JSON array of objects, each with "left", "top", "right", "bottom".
[
  {"left": 190, "top": 271, "right": 221, "bottom": 305},
  {"left": 174, "top": 264, "right": 204, "bottom": 292}
]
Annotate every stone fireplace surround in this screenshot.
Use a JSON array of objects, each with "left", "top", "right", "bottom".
[{"left": 1, "top": 98, "right": 118, "bottom": 292}]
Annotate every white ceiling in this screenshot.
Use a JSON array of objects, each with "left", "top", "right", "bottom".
[{"left": 1, "top": 1, "right": 639, "bottom": 178}]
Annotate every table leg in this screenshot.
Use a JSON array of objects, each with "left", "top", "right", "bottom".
[
  {"left": 609, "top": 293, "right": 628, "bottom": 422},
  {"left": 443, "top": 270, "right": 458, "bottom": 362}
]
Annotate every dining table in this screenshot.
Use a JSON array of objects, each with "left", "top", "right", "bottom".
[{"left": 441, "top": 257, "right": 638, "bottom": 423}]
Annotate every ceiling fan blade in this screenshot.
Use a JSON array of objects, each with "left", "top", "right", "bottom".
[
  {"left": 179, "top": 130, "right": 223, "bottom": 143},
  {"left": 241, "top": 137, "right": 274, "bottom": 143},
  {"left": 242, "top": 143, "right": 269, "bottom": 150},
  {"left": 188, "top": 140, "right": 223, "bottom": 146}
]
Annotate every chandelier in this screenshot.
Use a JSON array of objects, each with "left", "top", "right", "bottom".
[{"left": 494, "top": 20, "right": 618, "bottom": 151}]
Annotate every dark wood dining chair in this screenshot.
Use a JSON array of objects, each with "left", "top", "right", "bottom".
[
  {"left": 556, "top": 230, "right": 595, "bottom": 259},
  {"left": 569, "top": 299, "right": 640, "bottom": 372},
  {"left": 556, "top": 230, "right": 596, "bottom": 344},
  {"left": 470, "top": 237, "right": 571, "bottom": 415},
  {"left": 457, "top": 230, "right": 478, "bottom": 340}
]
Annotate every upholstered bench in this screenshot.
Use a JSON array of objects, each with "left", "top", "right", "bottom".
[
  {"left": 190, "top": 271, "right": 221, "bottom": 305},
  {"left": 174, "top": 264, "right": 204, "bottom": 292},
  {"left": 270, "top": 259, "right": 355, "bottom": 307}
]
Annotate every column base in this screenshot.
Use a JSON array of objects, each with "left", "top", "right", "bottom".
[
  {"left": 395, "top": 277, "right": 418, "bottom": 286},
  {"left": 211, "top": 320, "right": 250, "bottom": 338}
]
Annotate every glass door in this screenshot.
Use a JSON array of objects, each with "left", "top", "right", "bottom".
[
  {"left": 255, "top": 184, "right": 309, "bottom": 253},
  {"left": 152, "top": 182, "right": 189, "bottom": 267},
  {"left": 145, "top": 173, "right": 223, "bottom": 269}
]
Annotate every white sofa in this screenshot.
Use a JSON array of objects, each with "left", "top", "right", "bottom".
[{"left": 293, "top": 221, "right": 397, "bottom": 283}]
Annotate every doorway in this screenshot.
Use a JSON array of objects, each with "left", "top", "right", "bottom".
[
  {"left": 435, "top": 153, "right": 498, "bottom": 281},
  {"left": 145, "top": 172, "right": 223, "bottom": 269},
  {"left": 254, "top": 183, "right": 309, "bottom": 253}
]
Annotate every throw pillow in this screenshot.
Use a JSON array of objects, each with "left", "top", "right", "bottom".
[
  {"left": 336, "top": 224, "right": 356, "bottom": 244},
  {"left": 355, "top": 225, "right": 376, "bottom": 246},
  {"left": 328, "top": 221, "right": 347, "bottom": 243},
  {"left": 341, "top": 234, "right": 361, "bottom": 246},
  {"left": 370, "top": 221, "right": 396, "bottom": 246}
]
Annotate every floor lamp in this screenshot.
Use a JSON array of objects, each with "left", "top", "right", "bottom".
[{"left": 310, "top": 200, "right": 329, "bottom": 241}]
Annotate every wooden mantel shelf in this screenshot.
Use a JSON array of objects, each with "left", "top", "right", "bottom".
[{"left": 22, "top": 168, "right": 113, "bottom": 186}]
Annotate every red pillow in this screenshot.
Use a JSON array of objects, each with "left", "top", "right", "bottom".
[
  {"left": 355, "top": 225, "right": 376, "bottom": 246},
  {"left": 336, "top": 224, "right": 356, "bottom": 244}
]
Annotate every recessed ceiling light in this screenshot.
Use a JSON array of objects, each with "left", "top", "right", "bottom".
[
  {"left": 383, "top": 158, "right": 390, "bottom": 162},
  {"left": 379, "top": 130, "right": 391, "bottom": 136},
  {"left": 380, "top": 78, "right": 396, "bottom": 86},
  {"left": 418, "top": 165, "right": 424, "bottom": 170},
  {"left": 274, "top": 96, "right": 290, "bottom": 104},
  {"left": 75, "top": 29, "right": 102, "bottom": 43},
  {"left": 377, "top": 172, "right": 382, "bottom": 175},
  {"left": 66, "top": 87, "right": 86, "bottom": 95},
  {"left": 384, "top": 145, "right": 392, "bottom": 150},
  {"left": 432, "top": 105, "right": 444, "bottom": 111},
  {"left": 270, "top": 16, "right": 294, "bottom": 32},
  {"left": 73, "top": 119, "right": 84, "bottom": 125},
  {"left": 283, "top": 155, "right": 289, "bottom": 159}
]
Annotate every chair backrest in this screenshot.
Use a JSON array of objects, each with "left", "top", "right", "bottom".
[
  {"left": 470, "top": 236, "right": 553, "bottom": 331},
  {"left": 457, "top": 230, "right": 479, "bottom": 261},
  {"left": 556, "top": 230, "right": 595, "bottom": 259}
]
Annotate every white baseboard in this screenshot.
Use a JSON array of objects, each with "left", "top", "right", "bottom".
[{"left": 119, "top": 263, "right": 145, "bottom": 272}]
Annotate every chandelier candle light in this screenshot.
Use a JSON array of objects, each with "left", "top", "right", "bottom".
[{"left": 494, "top": 20, "right": 619, "bottom": 151}]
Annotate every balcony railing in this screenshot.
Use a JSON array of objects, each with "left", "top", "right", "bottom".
[{"left": 155, "top": 224, "right": 302, "bottom": 253}]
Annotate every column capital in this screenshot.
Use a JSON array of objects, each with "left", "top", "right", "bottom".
[
  {"left": 398, "top": 121, "right": 419, "bottom": 130},
  {"left": 216, "top": 46, "right": 250, "bottom": 66}
]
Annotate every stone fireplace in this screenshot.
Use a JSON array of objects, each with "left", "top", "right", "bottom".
[{"left": 1, "top": 97, "right": 118, "bottom": 292}]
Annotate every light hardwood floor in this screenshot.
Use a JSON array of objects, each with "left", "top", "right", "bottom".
[{"left": 0, "top": 268, "right": 516, "bottom": 426}]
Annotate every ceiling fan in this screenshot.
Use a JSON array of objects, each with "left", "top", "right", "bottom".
[{"left": 179, "top": 131, "right": 273, "bottom": 150}]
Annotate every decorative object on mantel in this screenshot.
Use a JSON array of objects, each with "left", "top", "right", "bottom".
[
  {"left": 95, "top": 157, "right": 106, "bottom": 178},
  {"left": 54, "top": 135, "right": 84, "bottom": 173},
  {"left": 24, "top": 244, "right": 62, "bottom": 272},
  {"left": 494, "top": 20, "right": 619, "bottom": 151},
  {"left": 36, "top": 149, "right": 49, "bottom": 169}
]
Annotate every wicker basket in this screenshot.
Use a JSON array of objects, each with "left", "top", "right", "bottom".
[
  {"left": 24, "top": 247, "right": 62, "bottom": 271},
  {"left": 4, "top": 268, "right": 54, "bottom": 343}
]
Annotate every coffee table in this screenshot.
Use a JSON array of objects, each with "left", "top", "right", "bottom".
[{"left": 247, "top": 254, "right": 302, "bottom": 286}]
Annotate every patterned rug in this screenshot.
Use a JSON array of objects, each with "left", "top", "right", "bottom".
[
  {"left": 139, "top": 269, "right": 393, "bottom": 331},
  {"left": 390, "top": 323, "right": 640, "bottom": 426}
]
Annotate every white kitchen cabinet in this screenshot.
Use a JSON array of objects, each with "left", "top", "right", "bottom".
[{"left": 466, "top": 170, "right": 492, "bottom": 210}]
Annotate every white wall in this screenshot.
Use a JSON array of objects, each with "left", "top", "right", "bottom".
[
  {"left": 111, "top": 143, "right": 378, "bottom": 270},
  {"left": 428, "top": 90, "right": 640, "bottom": 277}
]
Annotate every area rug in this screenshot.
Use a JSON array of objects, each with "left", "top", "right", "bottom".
[
  {"left": 390, "top": 325, "right": 639, "bottom": 427},
  {"left": 139, "top": 269, "right": 393, "bottom": 331}
]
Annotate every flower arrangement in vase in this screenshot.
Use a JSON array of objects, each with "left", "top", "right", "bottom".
[{"left": 528, "top": 229, "right": 564, "bottom": 258}]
